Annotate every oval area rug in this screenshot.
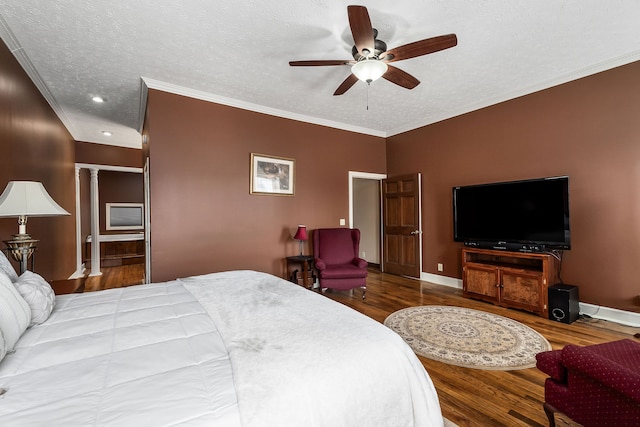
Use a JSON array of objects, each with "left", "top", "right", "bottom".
[{"left": 384, "top": 305, "right": 551, "bottom": 370}]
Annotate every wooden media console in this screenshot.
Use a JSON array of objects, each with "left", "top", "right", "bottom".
[{"left": 462, "top": 247, "right": 559, "bottom": 317}]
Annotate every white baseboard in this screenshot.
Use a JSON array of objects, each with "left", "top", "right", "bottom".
[
  {"left": 420, "top": 272, "right": 640, "bottom": 327},
  {"left": 420, "top": 272, "right": 463, "bottom": 289},
  {"left": 69, "top": 264, "right": 86, "bottom": 279},
  {"left": 579, "top": 302, "right": 640, "bottom": 327}
]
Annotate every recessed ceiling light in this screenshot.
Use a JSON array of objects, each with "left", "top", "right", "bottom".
[
  {"left": 101, "top": 131, "right": 112, "bottom": 136},
  {"left": 92, "top": 96, "right": 105, "bottom": 103}
]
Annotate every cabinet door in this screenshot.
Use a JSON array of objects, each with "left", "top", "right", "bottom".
[
  {"left": 463, "top": 264, "right": 500, "bottom": 302},
  {"left": 500, "top": 268, "right": 543, "bottom": 312}
]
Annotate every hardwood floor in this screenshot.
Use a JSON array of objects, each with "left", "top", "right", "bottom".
[
  {"left": 86, "top": 265, "right": 638, "bottom": 426},
  {"left": 84, "top": 263, "right": 145, "bottom": 292},
  {"left": 323, "top": 270, "right": 638, "bottom": 427}
]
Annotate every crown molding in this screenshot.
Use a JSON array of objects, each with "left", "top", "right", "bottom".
[{"left": 141, "top": 77, "right": 387, "bottom": 138}]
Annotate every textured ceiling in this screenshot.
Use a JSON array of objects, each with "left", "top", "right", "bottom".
[{"left": 1, "top": 1, "right": 640, "bottom": 148}]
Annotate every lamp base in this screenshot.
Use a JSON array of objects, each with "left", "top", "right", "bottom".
[{"left": 3, "top": 237, "right": 38, "bottom": 274}]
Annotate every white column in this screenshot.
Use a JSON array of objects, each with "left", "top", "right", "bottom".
[
  {"left": 89, "top": 168, "right": 102, "bottom": 276},
  {"left": 143, "top": 157, "right": 151, "bottom": 284},
  {"left": 73, "top": 166, "right": 84, "bottom": 277}
]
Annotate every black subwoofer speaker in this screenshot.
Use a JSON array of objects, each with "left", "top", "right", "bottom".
[{"left": 548, "top": 284, "right": 579, "bottom": 324}]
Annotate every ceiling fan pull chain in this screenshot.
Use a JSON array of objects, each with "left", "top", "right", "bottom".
[{"left": 366, "top": 82, "right": 370, "bottom": 110}]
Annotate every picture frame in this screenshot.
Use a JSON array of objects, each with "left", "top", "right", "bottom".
[
  {"left": 250, "top": 153, "right": 295, "bottom": 195},
  {"left": 105, "top": 203, "right": 145, "bottom": 230}
]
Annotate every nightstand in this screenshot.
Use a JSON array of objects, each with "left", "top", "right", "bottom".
[
  {"left": 285, "top": 255, "right": 315, "bottom": 290},
  {"left": 49, "top": 277, "right": 86, "bottom": 295}
]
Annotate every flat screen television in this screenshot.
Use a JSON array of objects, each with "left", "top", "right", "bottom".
[{"left": 453, "top": 176, "right": 570, "bottom": 251}]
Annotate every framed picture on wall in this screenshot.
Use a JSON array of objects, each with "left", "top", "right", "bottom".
[
  {"left": 106, "top": 203, "right": 144, "bottom": 230},
  {"left": 250, "top": 153, "right": 295, "bottom": 195}
]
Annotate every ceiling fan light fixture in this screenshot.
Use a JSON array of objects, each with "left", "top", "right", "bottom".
[{"left": 351, "top": 59, "right": 388, "bottom": 83}]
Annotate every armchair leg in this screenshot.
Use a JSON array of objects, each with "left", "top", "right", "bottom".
[
  {"left": 362, "top": 287, "right": 366, "bottom": 300},
  {"left": 543, "top": 402, "right": 557, "bottom": 427}
]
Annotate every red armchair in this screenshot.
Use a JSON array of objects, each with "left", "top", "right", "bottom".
[
  {"left": 313, "top": 228, "right": 368, "bottom": 299},
  {"left": 536, "top": 339, "right": 640, "bottom": 427}
]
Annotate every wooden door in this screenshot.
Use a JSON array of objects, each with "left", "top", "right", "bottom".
[{"left": 382, "top": 174, "right": 421, "bottom": 277}]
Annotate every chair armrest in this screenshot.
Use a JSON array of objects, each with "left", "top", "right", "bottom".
[
  {"left": 536, "top": 349, "right": 566, "bottom": 382},
  {"left": 562, "top": 344, "right": 640, "bottom": 403},
  {"left": 314, "top": 258, "right": 326, "bottom": 270},
  {"left": 353, "top": 258, "right": 368, "bottom": 269}
]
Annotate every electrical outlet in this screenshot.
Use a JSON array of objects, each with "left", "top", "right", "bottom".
[
  {"left": 339, "top": 218, "right": 346, "bottom": 226},
  {"left": 361, "top": 251, "right": 366, "bottom": 258},
  {"left": 437, "top": 263, "right": 444, "bottom": 272}
]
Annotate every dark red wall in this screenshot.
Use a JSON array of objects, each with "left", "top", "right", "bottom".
[
  {"left": 146, "top": 90, "right": 386, "bottom": 282},
  {"left": 0, "top": 39, "right": 76, "bottom": 280},
  {"left": 98, "top": 171, "right": 144, "bottom": 234},
  {"left": 76, "top": 141, "right": 143, "bottom": 168},
  {"left": 387, "top": 60, "right": 640, "bottom": 313}
]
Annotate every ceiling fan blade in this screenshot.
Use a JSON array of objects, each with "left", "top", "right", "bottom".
[
  {"left": 333, "top": 74, "right": 359, "bottom": 96},
  {"left": 383, "top": 34, "right": 457, "bottom": 62},
  {"left": 382, "top": 65, "right": 420, "bottom": 89},
  {"left": 347, "top": 5, "right": 374, "bottom": 56},
  {"left": 289, "top": 60, "right": 353, "bottom": 66}
]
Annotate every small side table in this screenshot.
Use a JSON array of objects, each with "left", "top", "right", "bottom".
[
  {"left": 49, "top": 277, "right": 86, "bottom": 295},
  {"left": 285, "top": 255, "right": 315, "bottom": 290}
]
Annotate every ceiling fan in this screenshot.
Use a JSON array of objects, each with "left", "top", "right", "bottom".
[{"left": 289, "top": 5, "right": 457, "bottom": 96}]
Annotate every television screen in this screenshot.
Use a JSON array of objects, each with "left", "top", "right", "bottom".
[{"left": 453, "top": 176, "right": 570, "bottom": 250}]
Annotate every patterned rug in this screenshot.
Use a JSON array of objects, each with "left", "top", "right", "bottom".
[{"left": 384, "top": 305, "right": 551, "bottom": 370}]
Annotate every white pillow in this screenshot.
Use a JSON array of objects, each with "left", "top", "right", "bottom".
[
  {"left": 0, "top": 271, "right": 31, "bottom": 350},
  {"left": 14, "top": 271, "right": 56, "bottom": 326},
  {"left": 0, "top": 250, "right": 18, "bottom": 283}
]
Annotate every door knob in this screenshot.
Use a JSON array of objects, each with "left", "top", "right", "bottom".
[{"left": 410, "top": 230, "right": 421, "bottom": 235}]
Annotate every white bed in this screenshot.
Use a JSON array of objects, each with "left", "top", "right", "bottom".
[{"left": 0, "top": 270, "right": 443, "bottom": 426}]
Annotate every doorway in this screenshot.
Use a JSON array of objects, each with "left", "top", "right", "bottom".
[
  {"left": 75, "top": 163, "right": 145, "bottom": 283},
  {"left": 349, "top": 171, "right": 386, "bottom": 268}
]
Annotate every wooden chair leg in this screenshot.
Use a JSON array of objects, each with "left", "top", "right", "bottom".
[{"left": 543, "top": 402, "right": 557, "bottom": 427}]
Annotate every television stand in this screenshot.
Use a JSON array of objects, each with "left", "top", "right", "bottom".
[{"left": 461, "top": 248, "right": 559, "bottom": 317}]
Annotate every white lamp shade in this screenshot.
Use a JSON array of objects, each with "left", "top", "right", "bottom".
[
  {"left": 0, "top": 181, "right": 70, "bottom": 217},
  {"left": 351, "top": 60, "right": 388, "bottom": 83}
]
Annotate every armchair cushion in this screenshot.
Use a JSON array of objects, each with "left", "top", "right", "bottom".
[{"left": 319, "top": 264, "right": 367, "bottom": 279}]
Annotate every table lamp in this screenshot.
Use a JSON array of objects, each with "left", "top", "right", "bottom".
[
  {"left": 0, "top": 181, "right": 70, "bottom": 274},
  {"left": 293, "top": 225, "right": 307, "bottom": 256}
]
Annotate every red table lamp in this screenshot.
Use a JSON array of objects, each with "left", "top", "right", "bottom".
[{"left": 293, "top": 225, "right": 307, "bottom": 256}]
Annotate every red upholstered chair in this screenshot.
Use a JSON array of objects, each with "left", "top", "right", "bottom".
[
  {"left": 535, "top": 339, "right": 640, "bottom": 427},
  {"left": 313, "top": 228, "right": 368, "bottom": 299}
]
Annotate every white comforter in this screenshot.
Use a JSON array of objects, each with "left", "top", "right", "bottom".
[{"left": 0, "top": 270, "right": 443, "bottom": 426}]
